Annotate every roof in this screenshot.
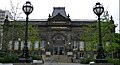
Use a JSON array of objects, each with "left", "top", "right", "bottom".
[
  {"left": 18, "top": 19, "right": 47, "bottom": 21},
  {"left": 51, "top": 7, "right": 68, "bottom": 18},
  {"left": 18, "top": 19, "right": 95, "bottom": 22},
  {"left": 17, "top": 19, "right": 96, "bottom": 25},
  {"left": 71, "top": 19, "right": 95, "bottom": 21}
]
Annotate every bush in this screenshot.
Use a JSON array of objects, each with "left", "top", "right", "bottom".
[
  {"left": 30, "top": 55, "right": 42, "bottom": 60},
  {"left": 107, "top": 58, "right": 120, "bottom": 65},
  {"left": 0, "top": 53, "right": 43, "bottom": 63},
  {"left": 0, "top": 52, "right": 6, "bottom": 57},
  {"left": 80, "top": 59, "right": 86, "bottom": 64},
  {"left": 0, "top": 53, "right": 19, "bottom": 63},
  {"left": 80, "top": 58, "right": 95, "bottom": 64}
]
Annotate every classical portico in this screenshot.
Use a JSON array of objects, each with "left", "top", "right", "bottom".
[{"left": 44, "top": 7, "right": 72, "bottom": 55}]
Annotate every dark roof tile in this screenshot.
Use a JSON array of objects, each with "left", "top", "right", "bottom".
[{"left": 51, "top": 7, "right": 68, "bottom": 18}]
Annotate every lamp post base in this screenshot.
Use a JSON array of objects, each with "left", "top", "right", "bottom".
[
  {"left": 95, "top": 59, "right": 108, "bottom": 63},
  {"left": 19, "top": 57, "right": 33, "bottom": 63}
]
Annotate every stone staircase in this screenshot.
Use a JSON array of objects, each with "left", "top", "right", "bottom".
[{"left": 42, "top": 55, "right": 71, "bottom": 63}]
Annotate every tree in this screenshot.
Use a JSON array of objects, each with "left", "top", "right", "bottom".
[
  {"left": 104, "top": 33, "right": 120, "bottom": 59},
  {"left": 2, "top": 18, "right": 41, "bottom": 52},
  {"left": 9, "top": 0, "right": 22, "bottom": 50},
  {"left": 10, "top": 0, "right": 22, "bottom": 20},
  {"left": 28, "top": 25, "right": 41, "bottom": 51},
  {"left": 11, "top": 22, "right": 41, "bottom": 51},
  {"left": 80, "top": 19, "right": 118, "bottom": 59},
  {"left": 2, "top": 16, "right": 12, "bottom": 51},
  {"left": 80, "top": 23, "right": 98, "bottom": 58},
  {"left": 8, "top": 0, "right": 41, "bottom": 52}
]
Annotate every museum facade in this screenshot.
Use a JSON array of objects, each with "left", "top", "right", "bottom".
[
  {"left": 31, "top": 7, "right": 95, "bottom": 56},
  {"left": 2, "top": 7, "right": 97, "bottom": 58}
]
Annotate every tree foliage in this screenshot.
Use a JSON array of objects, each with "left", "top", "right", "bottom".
[
  {"left": 28, "top": 25, "right": 40, "bottom": 50},
  {"left": 80, "top": 23, "right": 98, "bottom": 51},
  {"left": 80, "top": 20, "right": 119, "bottom": 58},
  {"left": 3, "top": 20, "right": 40, "bottom": 51}
]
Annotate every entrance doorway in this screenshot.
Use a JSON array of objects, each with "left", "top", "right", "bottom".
[
  {"left": 52, "top": 33, "right": 66, "bottom": 55},
  {"left": 54, "top": 46, "right": 64, "bottom": 55}
]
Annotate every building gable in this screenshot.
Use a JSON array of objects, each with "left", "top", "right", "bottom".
[{"left": 48, "top": 7, "right": 71, "bottom": 25}]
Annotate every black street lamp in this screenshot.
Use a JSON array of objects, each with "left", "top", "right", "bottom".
[
  {"left": 93, "top": 2, "right": 108, "bottom": 63},
  {"left": 19, "top": 1, "right": 33, "bottom": 63}
]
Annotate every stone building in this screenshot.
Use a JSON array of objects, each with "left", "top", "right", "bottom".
[
  {"left": 2, "top": 7, "right": 116, "bottom": 60},
  {"left": 28, "top": 7, "right": 95, "bottom": 57}
]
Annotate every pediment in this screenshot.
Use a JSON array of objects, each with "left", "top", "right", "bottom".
[{"left": 48, "top": 13, "right": 70, "bottom": 21}]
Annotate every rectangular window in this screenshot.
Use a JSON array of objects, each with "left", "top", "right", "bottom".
[
  {"left": 28, "top": 41, "right": 31, "bottom": 50},
  {"left": 21, "top": 41, "right": 24, "bottom": 50},
  {"left": 80, "top": 53, "right": 84, "bottom": 58},
  {"left": 41, "top": 41, "right": 46, "bottom": 48},
  {"left": 52, "top": 21, "right": 66, "bottom": 23},
  {"left": 79, "top": 41, "right": 84, "bottom": 50},
  {"left": 73, "top": 41, "right": 78, "bottom": 50},
  {"left": 34, "top": 41, "right": 39, "bottom": 50},
  {"left": 9, "top": 41, "right": 12, "bottom": 50},
  {"left": 51, "top": 27, "right": 67, "bottom": 29},
  {"left": 14, "top": 41, "right": 18, "bottom": 50}
]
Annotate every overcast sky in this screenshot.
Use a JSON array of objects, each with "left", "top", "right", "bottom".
[{"left": 0, "top": 0, "right": 119, "bottom": 33}]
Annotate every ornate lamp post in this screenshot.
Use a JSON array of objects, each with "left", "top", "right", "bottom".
[
  {"left": 93, "top": 2, "right": 108, "bottom": 63},
  {"left": 19, "top": 1, "right": 33, "bottom": 63}
]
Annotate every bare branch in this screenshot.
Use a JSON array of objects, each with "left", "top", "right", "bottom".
[{"left": 9, "top": 0, "right": 22, "bottom": 20}]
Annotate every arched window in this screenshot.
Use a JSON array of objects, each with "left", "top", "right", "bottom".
[{"left": 53, "top": 35, "right": 65, "bottom": 40}]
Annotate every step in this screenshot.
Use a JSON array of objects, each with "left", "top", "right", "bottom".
[{"left": 43, "top": 55, "right": 71, "bottom": 63}]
